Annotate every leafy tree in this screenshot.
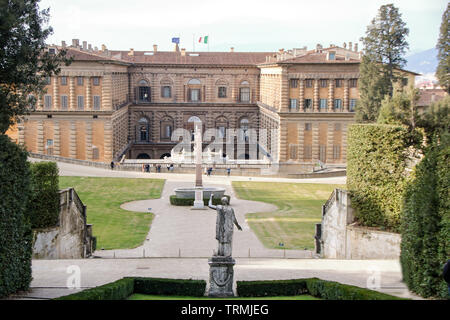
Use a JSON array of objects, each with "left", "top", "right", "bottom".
[
  {"left": 357, "top": 4, "right": 409, "bottom": 122},
  {"left": 436, "top": 3, "right": 449, "bottom": 93},
  {"left": 0, "top": 0, "right": 71, "bottom": 134}
]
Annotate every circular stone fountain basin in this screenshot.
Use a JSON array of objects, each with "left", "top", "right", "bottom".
[{"left": 174, "top": 187, "right": 226, "bottom": 199}]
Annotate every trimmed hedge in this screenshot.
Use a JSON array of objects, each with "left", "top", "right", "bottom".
[
  {"left": 134, "top": 277, "right": 206, "bottom": 297},
  {"left": 55, "top": 277, "right": 206, "bottom": 300},
  {"left": 0, "top": 135, "right": 32, "bottom": 298},
  {"left": 236, "top": 278, "right": 405, "bottom": 300},
  {"left": 400, "top": 133, "right": 449, "bottom": 299},
  {"left": 347, "top": 124, "right": 410, "bottom": 232},
  {"left": 170, "top": 195, "right": 230, "bottom": 206},
  {"left": 54, "top": 278, "right": 135, "bottom": 300},
  {"left": 27, "top": 162, "right": 60, "bottom": 229}
]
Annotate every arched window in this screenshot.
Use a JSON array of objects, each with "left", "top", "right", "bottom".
[
  {"left": 240, "top": 117, "right": 249, "bottom": 142},
  {"left": 215, "top": 116, "right": 228, "bottom": 138},
  {"left": 137, "top": 117, "right": 150, "bottom": 142},
  {"left": 239, "top": 81, "right": 250, "bottom": 102},
  {"left": 138, "top": 80, "right": 150, "bottom": 102},
  {"left": 160, "top": 116, "right": 174, "bottom": 141},
  {"left": 188, "top": 78, "right": 201, "bottom": 85},
  {"left": 137, "top": 153, "right": 151, "bottom": 159}
]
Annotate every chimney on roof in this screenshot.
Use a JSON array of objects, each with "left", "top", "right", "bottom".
[
  {"left": 82, "top": 41, "right": 87, "bottom": 50},
  {"left": 349, "top": 42, "right": 353, "bottom": 51},
  {"left": 72, "top": 39, "right": 79, "bottom": 47},
  {"left": 101, "top": 44, "right": 106, "bottom": 51},
  {"left": 128, "top": 48, "right": 134, "bottom": 56},
  {"left": 279, "top": 48, "right": 284, "bottom": 54},
  {"left": 88, "top": 44, "right": 92, "bottom": 51},
  {"left": 181, "top": 48, "right": 186, "bottom": 56},
  {"left": 61, "top": 41, "right": 66, "bottom": 48},
  {"left": 354, "top": 43, "right": 358, "bottom": 52},
  {"left": 153, "top": 44, "right": 158, "bottom": 52},
  {"left": 94, "top": 46, "right": 98, "bottom": 52},
  {"left": 230, "top": 47, "right": 234, "bottom": 53},
  {"left": 174, "top": 43, "right": 180, "bottom": 52},
  {"left": 343, "top": 42, "right": 347, "bottom": 49}
]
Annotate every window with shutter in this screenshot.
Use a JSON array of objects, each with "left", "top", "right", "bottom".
[
  {"left": 61, "top": 95, "right": 68, "bottom": 109},
  {"left": 93, "top": 96, "right": 101, "bottom": 110},
  {"left": 77, "top": 96, "right": 84, "bottom": 110}
]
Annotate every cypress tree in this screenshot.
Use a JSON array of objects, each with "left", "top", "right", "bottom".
[{"left": 436, "top": 3, "right": 449, "bottom": 93}]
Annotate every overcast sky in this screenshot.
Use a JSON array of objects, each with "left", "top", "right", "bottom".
[{"left": 39, "top": 0, "right": 447, "bottom": 55}]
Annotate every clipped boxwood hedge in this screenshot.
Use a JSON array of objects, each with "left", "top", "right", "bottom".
[
  {"left": 347, "top": 124, "right": 410, "bottom": 232},
  {"left": 134, "top": 277, "right": 206, "bottom": 297},
  {"left": 27, "top": 161, "right": 60, "bottom": 229},
  {"left": 0, "top": 135, "right": 33, "bottom": 298},
  {"left": 170, "top": 195, "right": 230, "bottom": 206},
  {"left": 237, "top": 278, "right": 406, "bottom": 300},
  {"left": 55, "top": 277, "right": 206, "bottom": 300}
]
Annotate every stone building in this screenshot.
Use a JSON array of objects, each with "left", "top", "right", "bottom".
[{"left": 8, "top": 39, "right": 417, "bottom": 168}]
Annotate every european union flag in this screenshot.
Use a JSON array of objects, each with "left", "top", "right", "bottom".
[{"left": 172, "top": 37, "right": 180, "bottom": 44}]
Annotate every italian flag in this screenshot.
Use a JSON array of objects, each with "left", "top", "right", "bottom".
[{"left": 198, "top": 36, "right": 208, "bottom": 44}]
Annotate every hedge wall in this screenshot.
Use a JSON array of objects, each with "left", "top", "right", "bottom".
[
  {"left": 170, "top": 195, "right": 230, "bottom": 206},
  {"left": 347, "top": 124, "right": 410, "bottom": 232},
  {"left": 0, "top": 135, "right": 32, "bottom": 298},
  {"left": 27, "top": 162, "right": 60, "bottom": 229},
  {"left": 400, "top": 133, "right": 449, "bottom": 298},
  {"left": 55, "top": 277, "right": 206, "bottom": 300},
  {"left": 236, "top": 278, "right": 405, "bottom": 300}
]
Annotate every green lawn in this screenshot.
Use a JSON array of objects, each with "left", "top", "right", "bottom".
[
  {"left": 232, "top": 182, "right": 344, "bottom": 250},
  {"left": 127, "top": 294, "right": 320, "bottom": 300},
  {"left": 59, "top": 177, "right": 165, "bottom": 250}
]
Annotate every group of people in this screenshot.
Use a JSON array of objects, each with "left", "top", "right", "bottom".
[
  {"left": 140, "top": 163, "right": 172, "bottom": 173},
  {"left": 205, "top": 167, "right": 231, "bottom": 176}
]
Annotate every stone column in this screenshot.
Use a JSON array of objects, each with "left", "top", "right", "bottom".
[
  {"left": 299, "top": 79, "right": 305, "bottom": 112},
  {"left": 69, "top": 77, "right": 76, "bottom": 110},
  {"left": 328, "top": 79, "right": 334, "bottom": 112},
  {"left": 104, "top": 121, "right": 113, "bottom": 161},
  {"left": 326, "top": 123, "right": 334, "bottom": 163},
  {"left": 280, "top": 68, "right": 289, "bottom": 112},
  {"left": 297, "top": 121, "right": 305, "bottom": 160},
  {"left": 53, "top": 76, "right": 59, "bottom": 110},
  {"left": 69, "top": 121, "right": 77, "bottom": 158},
  {"left": 53, "top": 120, "right": 60, "bottom": 156},
  {"left": 175, "top": 74, "right": 183, "bottom": 102},
  {"left": 102, "top": 74, "right": 112, "bottom": 111},
  {"left": 312, "top": 122, "right": 319, "bottom": 161},
  {"left": 37, "top": 120, "right": 44, "bottom": 154},
  {"left": 313, "top": 79, "right": 319, "bottom": 112},
  {"left": 278, "top": 119, "right": 288, "bottom": 162},
  {"left": 85, "top": 77, "right": 92, "bottom": 110},
  {"left": 85, "top": 121, "right": 93, "bottom": 160},
  {"left": 344, "top": 79, "right": 349, "bottom": 112}
]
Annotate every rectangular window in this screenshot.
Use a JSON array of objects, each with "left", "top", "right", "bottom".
[
  {"left": 335, "top": 79, "right": 343, "bottom": 88},
  {"left": 139, "top": 86, "right": 151, "bottom": 102},
  {"left": 190, "top": 89, "right": 200, "bottom": 101},
  {"left": 305, "top": 123, "right": 312, "bottom": 131},
  {"left": 319, "top": 99, "right": 328, "bottom": 109},
  {"left": 349, "top": 99, "right": 357, "bottom": 112},
  {"left": 165, "top": 125, "right": 172, "bottom": 139},
  {"left": 319, "top": 145, "right": 327, "bottom": 162},
  {"left": 304, "top": 99, "right": 312, "bottom": 109},
  {"left": 77, "top": 77, "right": 84, "bottom": 86},
  {"left": 289, "top": 144, "right": 298, "bottom": 159},
  {"left": 44, "top": 76, "right": 51, "bottom": 85},
  {"left": 334, "top": 99, "right": 342, "bottom": 109},
  {"left": 46, "top": 139, "right": 53, "bottom": 155},
  {"left": 77, "top": 95, "right": 84, "bottom": 110},
  {"left": 61, "top": 76, "right": 67, "bottom": 86},
  {"left": 92, "top": 77, "right": 100, "bottom": 86},
  {"left": 240, "top": 87, "right": 250, "bottom": 102},
  {"left": 61, "top": 95, "right": 68, "bottom": 109},
  {"left": 334, "top": 123, "right": 341, "bottom": 131},
  {"left": 218, "top": 86, "right": 227, "bottom": 98},
  {"left": 218, "top": 126, "right": 225, "bottom": 138},
  {"left": 92, "top": 146, "right": 99, "bottom": 160},
  {"left": 304, "top": 145, "right": 312, "bottom": 160},
  {"left": 320, "top": 79, "right": 328, "bottom": 88},
  {"left": 305, "top": 79, "right": 313, "bottom": 88},
  {"left": 401, "top": 78, "right": 408, "bottom": 86},
  {"left": 290, "top": 79, "right": 299, "bottom": 88},
  {"left": 289, "top": 99, "right": 297, "bottom": 110},
  {"left": 44, "top": 95, "right": 52, "bottom": 109},
  {"left": 349, "top": 79, "right": 358, "bottom": 87},
  {"left": 93, "top": 95, "right": 101, "bottom": 110},
  {"left": 162, "top": 86, "right": 171, "bottom": 98},
  {"left": 333, "top": 145, "right": 341, "bottom": 160}
]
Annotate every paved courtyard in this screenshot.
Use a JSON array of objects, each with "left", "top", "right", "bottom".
[{"left": 12, "top": 158, "right": 421, "bottom": 300}]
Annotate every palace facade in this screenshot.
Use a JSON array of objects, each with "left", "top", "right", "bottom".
[{"left": 7, "top": 39, "right": 416, "bottom": 166}]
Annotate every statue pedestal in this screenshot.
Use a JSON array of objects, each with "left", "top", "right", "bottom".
[
  {"left": 207, "top": 256, "right": 235, "bottom": 297},
  {"left": 192, "top": 187, "right": 205, "bottom": 209}
]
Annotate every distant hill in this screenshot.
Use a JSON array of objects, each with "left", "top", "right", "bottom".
[{"left": 406, "top": 48, "right": 438, "bottom": 75}]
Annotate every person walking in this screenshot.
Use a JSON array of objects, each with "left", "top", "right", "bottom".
[
  {"left": 226, "top": 167, "right": 231, "bottom": 176},
  {"left": 110, "top": 161, "right": 115, "bottom": 170}
]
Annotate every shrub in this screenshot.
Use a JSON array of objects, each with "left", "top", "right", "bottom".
[
  {"left": 0, "top": 135, "right": 32, "bottom": 298},
  {"left": 400, "top": 133, "right": 449, "bottom": 298},
  {"left": 347, "top": 124, "right": 410, "bottom": 232},
  {"left": 170, "top": 195, "right": 230, "bottom": 206},
  {"left": 27, "top": 162, "right": 60, "bottom": 229},
  {"left": 237, "top": 278, "right": 405, "bottom": 300},
  {"left": 134, "top": 277, "right": 206, "bottom": 297},
  {"left": 55, "top": 278, "right": 135, "bottom": 300}
]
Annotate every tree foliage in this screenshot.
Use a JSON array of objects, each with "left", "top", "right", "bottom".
[
  {"left": 0, "top": 0, "right": 71, "bottom": 134},
  {"left": 436, "top": 3, "right": 450, "bottom": 93},
  {"left": 357, "top": 4, "right": 409, "bottom": 122}
]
